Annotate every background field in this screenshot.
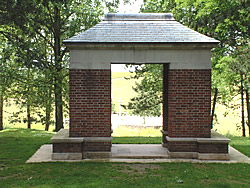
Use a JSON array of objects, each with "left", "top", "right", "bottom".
[
  {"left": 2, "top": 71, "right": 249, "bottom": 137},
  {"left": 111, "top": 72, "right": 140, "bottom": 113}
]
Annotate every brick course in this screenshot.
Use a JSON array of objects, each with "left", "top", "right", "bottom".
[
  {"left": 168, "top": 69, "right": 211, "bottom": 138},
  {"left": 198, "top": 143, "right": 228, "bottom": 153},
  {"left": 69, "top": 69, "right": 111, "bottom": 137},
  {"left": 53, "top": 143, "right": 82, "bottom": 153},
  {"left": 84, "top": 142, "right": 112, "bottom": 152},
  {"left": 167, "top": 141, "right": 198, "bottom": 152}
]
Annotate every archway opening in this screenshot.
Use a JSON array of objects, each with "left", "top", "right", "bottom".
[{"left": 111, "top": 63, "right": 169, "bottom": 145}]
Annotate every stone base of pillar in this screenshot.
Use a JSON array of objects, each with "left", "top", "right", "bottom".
[
  {"left": 51, "top": 129, "right": 230, "bottom": 160},
  {"left": 52, "top": 153, "right": 83, "bottom": 160},
  {"left": 165, "top": 130, "right": 231, "bottom": 160},
  {"left": 51, "top": 129, "right": 112, "bottom": 160}
]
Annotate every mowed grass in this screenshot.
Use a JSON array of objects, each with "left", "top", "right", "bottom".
[
  {"left": 228, "top": 136, "right": 250, "bottom": 157},
  {"left": 112, "top": 136, "right": 161, "bottom": 144},
  {"left": 0, "top": 128, "right": 250, "bottom": 188}
]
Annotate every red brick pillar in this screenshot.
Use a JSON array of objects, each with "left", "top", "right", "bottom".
[
  {"left": 69, "top": 69, "right": 112, "bottom": 153},
  {"left": 168, "top": 69, "right": 211, "bottom": 138},
  {"left": 166, "top": 69, "right": 211, "bottom": 155}
]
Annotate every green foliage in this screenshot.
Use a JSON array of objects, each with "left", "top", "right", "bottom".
[
  {"left": 0, "top": 0, "right": 118, "bottom": 130},
  {"left": 125, "top": 64, "right": 163, "bottom": 117},
  {"left": 215, "top": 44, "right": 249, "bottom": 104},
  {"left": 0, "top": 33, "right": 17, "bottom": 130},
  {"left": 0, "top": 35, "right": 15, "bottom": 99},
  {"left": 141, "top": 0, "right": 176, "bottom": 12},
  {"left": 133, "top": 0, "right": 250, "bottom": 124}
]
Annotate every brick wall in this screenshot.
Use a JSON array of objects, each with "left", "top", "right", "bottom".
[
  {"left": 167, "top": 141, "right": 197, "bottom": 152},
  {"left": 84, "top": 142, "right": 112, "bottom": 152},
  {"left": 168, "top": 69, "right": 211, "bottom": 138},
  {"left": 69, "top": 69, "right": 111, "bottom": 137},
  {"left": 167, "top": 141, "right": 228, "bottom": 154},
  {"left": 199, "top": 143, "right": 228, "bottom": 153},
  {"left": 53, "top": 143, "right": 82, "bottom": 153}
]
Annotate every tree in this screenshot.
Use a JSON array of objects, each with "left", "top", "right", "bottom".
[
  {"left": 228, "top": 44, "right": 249, "bottom": 136},
  {"left": 0, "top": 34, "right": 16, "bottom": 130},
  {"left": 124, "top": 64, "right": 163, "bottom": 117},
  {"left": 1, "top": 24, "right": 52, "bottom": 129},
  {"left": 26, "top": 0, "right": 106, "bottom": 131},
  {"left": 1, "top": 0, "right": 115, "bottom": 131},
  {"left": 129, "top": 0, "right": 249, "bottom": 129},
  {"left": 141, "top": 0, "right": 176, "bottom": 12}
]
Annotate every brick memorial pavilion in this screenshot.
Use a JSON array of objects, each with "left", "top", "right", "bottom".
[{"left": 51, "top": 13, "right": 230, "bottom": 160}]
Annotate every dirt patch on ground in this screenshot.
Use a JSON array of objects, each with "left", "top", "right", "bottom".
[{"left": 112, "top": 164, "right": 162, "bottom": 175}]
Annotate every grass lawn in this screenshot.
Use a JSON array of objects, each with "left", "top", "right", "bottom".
[
  {"left": 112, "top": 136, "right": 161, "bottom": 144},
  {"left": 228, "top": 136, "right": 250, "bottom": 157},
  {"left": 0, "top": 129, "right": 249, "bottom": 188}
]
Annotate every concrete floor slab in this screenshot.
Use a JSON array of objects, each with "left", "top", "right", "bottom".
[
  {"left": 111, "top": 144, "right": 169, "bottom": 159},
  {"left": 26, "top": 144, "right": 250, "bottom": 163}
]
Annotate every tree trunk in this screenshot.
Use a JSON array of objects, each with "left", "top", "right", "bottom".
[
  {"left": 54, "top": 6, "right": 63, "bottom": 132},
  {"left": 0, "top": 93, "right": 3, "bottom": 131},
  {"left": 211, "top": 88, "right": 218, "bottom": 129},
  {"left": 27, "top": 103, "right": 31, "bottom": 129},
  {"left": 45, "top": 105, "right": 51, "bottom": 131},
  {"left": 54, "top": 82, "right": 63, "bottom": 131},
  {"left": 27, "top": 67, "right": 31, "bottom": 129},
  {"left": 246, "top": 89, "right": 250, "bottom": 137},
  {"left": 240, "top": 75, "right": 246, "bottom": 137},
  {"left": 45, "top": 87, "right": 52, "bottom": 131}
]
